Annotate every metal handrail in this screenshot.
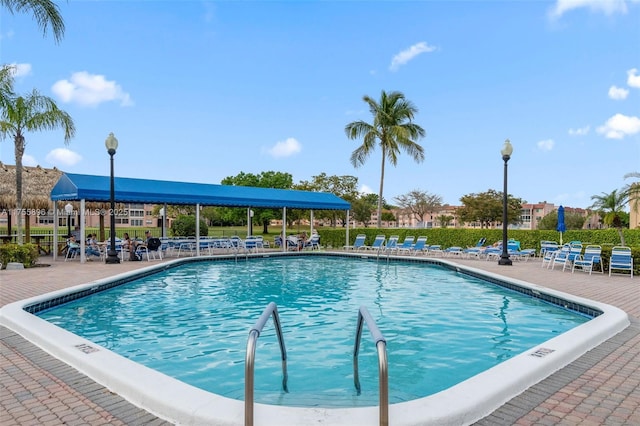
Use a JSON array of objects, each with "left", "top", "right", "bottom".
[
  {"left": 245, "top": 302, "right": 288, "bottom": 426},
  {"left": 353, "top": 306, "right": 389, "bottom": 426}
]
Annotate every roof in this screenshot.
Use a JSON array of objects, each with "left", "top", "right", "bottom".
[{"left": 50, "top": 173, "right": 351, "bottom": 210}]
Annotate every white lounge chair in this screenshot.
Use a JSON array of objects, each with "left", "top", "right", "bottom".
[{"left": 609, "top": 246, "right": 633, "bottom": 277}]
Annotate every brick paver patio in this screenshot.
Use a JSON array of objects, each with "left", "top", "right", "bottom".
[{"left": 1, "top": 254, "right": 638, "bottom": 425}]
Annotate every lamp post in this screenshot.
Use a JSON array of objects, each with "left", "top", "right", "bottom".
[
  {"left": 105, "top": 132, "right": 120, "bottom": 264},
  {"left": 64, "top": 203, "right": 73, "bottom": 237},
  {"left": 498, "top": 139, "right": 513, "bottom": 266}
]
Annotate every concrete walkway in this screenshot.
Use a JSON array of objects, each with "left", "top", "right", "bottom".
[{"left": 1, "top": 255, "right": 638, "bottom": 425}]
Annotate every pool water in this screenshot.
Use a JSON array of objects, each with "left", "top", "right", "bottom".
[{"left": 38, "top": 257, "right": 589, "bottom": 408}]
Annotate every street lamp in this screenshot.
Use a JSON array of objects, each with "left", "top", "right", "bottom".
[
  {"left": 105, "top": 132, "right": 120, "bottom": 264},
  {"left": 64, "top": 203, "right": 73, "bottom": 237},
  {"left": 498, "top": 139, "right": 513, "bottom": 266}
]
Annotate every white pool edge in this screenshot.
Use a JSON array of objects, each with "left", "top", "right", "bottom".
[{"left": 0, "top": 259, "right": 630, "bottom": 426}]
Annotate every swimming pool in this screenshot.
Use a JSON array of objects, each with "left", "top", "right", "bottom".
[{"left": 0, "top": 253, "right": 630, "bottom": 426}]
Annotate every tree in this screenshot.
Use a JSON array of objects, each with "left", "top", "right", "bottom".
[
  {"left": 394, "top": 189, "right": 442, "bottom": 227},
  {"left": 1, "top": 0, "right": 65, "bottom": 43},
  {"left": 436, "top": 214, "right": 454, "bottom": 228},
  {"left": 457, "top": 189, "right": 523, "bottom": 228},
  {"left": 351, "top": 196, "right": 375, "bottom": 226},
  {"left": 345, "top": 90, "right": 426, "bottom": 228},
  {"left": 0, "top": 85, "right": 75, "bottom": 244},
  {"left": 538, "top": 211, "right": 586, "bottom": 230},
  {"left": 589, "top": 189, "right": 629, "bottom": 245},
  {"left": 297, "top": 173, "right": 360, "bottom": 227},
  {"left": 624, "top": 172, "right": 640, "bottom": 215},
  {"left": 221, "top": 171, "right": 293, "bottom": 233}
]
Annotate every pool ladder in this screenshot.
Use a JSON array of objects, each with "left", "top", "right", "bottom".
[
  {"left": 244, "top": 303, "right": 388, "bottom": 426},
  {"left": 354, "top": 305, "right": 389, "bottom": 426},
  {"left": 245, "top": 302, "right": 288, "bottom": 426}
]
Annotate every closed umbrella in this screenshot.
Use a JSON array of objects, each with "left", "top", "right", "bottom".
[{"left": 557, "top": 205, "right": 566, "bottom": 245}]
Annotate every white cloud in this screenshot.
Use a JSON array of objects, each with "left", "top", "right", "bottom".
[
  {"left": 608, "top": 85, "right": 629, "bottom": 100},
  {"left": 360, "top": 184, "right": 374, "bottom": 195},
  {"left": 628, "top": 68, "right": 640, "bottom": 88},
  {"left": 51, "top": 71, "right": 133, "bottom": 107},
  {"left": 21, "top": 154, "right": 38, "bottom": 167},
  {"left": 45, "top": 148, "right": 82, "bottom": 166},
  {"left": 597, "top": 113, "right": 640, "bottom": 139},
  {"left": 266, "top": 137, "right": 301, "bottom": 158},
  {"left": 548, "top": 0, "right": 630, "bottom": 19},
  {"left": 389, "top": 42, "right": 437, "bottom": 72},
  {"left": 537, "top": 139, "right": 555, "bottom": 151},
  {"left": 568, "top": 125, "right": 590, "bottom": 136},
  {"left": 9, "top": 62, "right": 32, "bottom": 78}
]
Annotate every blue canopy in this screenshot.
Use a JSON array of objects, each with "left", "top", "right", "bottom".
[
  {"left": 557, "top": 205, "right": 566, "bottom": 245},
  {"left": 50, "top": 173, "right": 351, "bottom": 210}
]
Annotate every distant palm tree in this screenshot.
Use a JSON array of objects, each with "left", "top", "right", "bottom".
[
  {"left": 589, "top": 189, "right": 628, "bottom": 245},
  {"left": 1, "top": 0, "right": 65, "bottom": 43},
  {"left": 0, "top": 86, "right": 75, "bottom": 244},
  {"left": 345, "top": 90, "right": 426, "bottom": 228},
  {"left": 0, "top": 64, "right": 16, "bottom": 108},
  {"left": 624, "top": 172, "right": 640, "bottom": 214}
]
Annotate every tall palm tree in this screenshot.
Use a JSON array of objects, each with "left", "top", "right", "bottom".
[
  {"left": 345, "top": 90, "right": 426, "bottom": 228},
  {"left": 1, "top": 0, "right": 65, "bottom": 43},
  {"left": 0, "top": 87, "right": 75, "bottom": 244},
  {"left": 624, "top": 172, "right": 640, "bottom": 214},
  {"left": 589, "top": 189, "right": 628, "bottom": 245}
]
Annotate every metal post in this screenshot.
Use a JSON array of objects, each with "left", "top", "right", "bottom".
[
  {"left": 499, "top": 140, "right": 512, "bottom": 266},
  {"left": 105, "top": 137, "right": 120, "bottom": 264}
]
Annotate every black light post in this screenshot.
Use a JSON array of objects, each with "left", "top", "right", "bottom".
[
  {"left": 105, "top": 132, "right": 120, "bottom": 264},
  {"left": 498, "top": 139, "right": 513, "bottom": 266},
  {"left": 65, "top": 203, "right": 73, "bottom": 237}
]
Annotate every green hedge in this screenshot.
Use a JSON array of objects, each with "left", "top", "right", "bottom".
[{"left": 0, "top": 243, "right": 40, "bottom": 269}]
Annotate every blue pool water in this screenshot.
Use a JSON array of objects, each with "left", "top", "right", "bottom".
[{"left": 38, "top": 256, "right": 590, "bottom": 408}]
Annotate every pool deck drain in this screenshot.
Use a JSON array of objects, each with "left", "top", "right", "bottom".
[{"left": 1, "top": 254, "right": 638, "bottom": 425}]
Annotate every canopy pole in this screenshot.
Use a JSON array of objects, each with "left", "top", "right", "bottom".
[
  {"left": 53, "top": 202, "right": 58, "bottom": 261},
  {"left": 346, "top": 210, "right": 350, "bottom": 249},
  {"left": 282, "top": 207, "right": 287, "bottom": 252},
  {"left": 196, "top": 203, "right": 200, "bottom": 256},
  {"left": 80, "top": 199, "right": 86, "bottom": 263}
]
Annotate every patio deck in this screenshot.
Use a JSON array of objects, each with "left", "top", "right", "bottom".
[{"left": 1, "top": 254, "right": 638, "bottom": 425}]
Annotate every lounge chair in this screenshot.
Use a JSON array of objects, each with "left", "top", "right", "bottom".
[
  {"left": 382, "top": 235, "right": 399, "bottom": 254},
  {"left": 395, "top": 236, "right": 415, "bottom": 254},
  {"left": 443, "top": 246, "right": 464, "bottom": 257},
  {"left": 364, "top": 235, "right": 386, "bottom": 252},
  {"left": 572, "top": 245, "right": 602, "bottom": 275},
  {"left": 609, "top": 246, "right": 633, "bottom": 277},
  {"left": 406, "top": 236, "right": 428, "bottom": 256},
  {"left": 426, "top": 245, "right": 443, "bottom": 256},
  {"left": 344, "top": 234, "right": 366, "bottom": 251}
]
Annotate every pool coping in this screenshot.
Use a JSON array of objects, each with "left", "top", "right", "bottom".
[{"left": 0, "top": 253, "right": 631, "bottom": 426}]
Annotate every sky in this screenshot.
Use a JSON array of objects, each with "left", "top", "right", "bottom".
[{"left": 1, "top": 0, "right": 639, "bottom": 209}]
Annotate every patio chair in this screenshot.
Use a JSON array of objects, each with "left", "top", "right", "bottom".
[
  {"left": 551, "top": 243, "right": 582, "bottom": 272},
  {"left": 382, "top": 235, "right": 399, "bottom": 254},
  {"left": 364, "top": 235, "right": 386, "bottom": 252},
  {"left": 407, "top": 236, "right": 428, "bottom": 256},
  {"left": 303, "top": 234, "right": 321, "bottom": 250},
  {"left": 609, "top": 246, "right": 633, "bottom": 278},
  {"left": 395, "top": 236, "right": 415, "bottom": 254},
  {"left": 343, "top": 234, "right": 366, "bottom": 251},
  {"left": 572, "top": 245, "right": 602, "bottom": 275}
]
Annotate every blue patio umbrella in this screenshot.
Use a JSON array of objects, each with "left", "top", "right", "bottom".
[{"left": 557, "top": 205, "right": 566, "bottom": 245}]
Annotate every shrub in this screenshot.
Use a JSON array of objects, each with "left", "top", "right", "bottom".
[
  {"left": 0, "top": 243, "right": 40, "bottom": 268},
  {"left": 170, "top": 215, "right": 208, "bottom": 237}
]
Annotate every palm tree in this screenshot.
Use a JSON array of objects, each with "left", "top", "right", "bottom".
[
  {"left": 624, "top": 172, "right": 640, "bottom": 214},
  {"left": 0, "top": 87, "right": 75, "bottom": 244},
  {"left": 1, "top": 0, "right": 65, "bottom": 43},
  {"left": 589, "top": 189, "right": 628, "bottom": 245},
  {"left": 0, "top": 64, "right": 16, "bottom": 109},
  {"left": 345, "top": 90, "right": 426, "bottom": 228}
]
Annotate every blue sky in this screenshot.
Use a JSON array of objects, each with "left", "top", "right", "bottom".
[{"left": 1, "top": 0, "right": 639, "bottom": 209}]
